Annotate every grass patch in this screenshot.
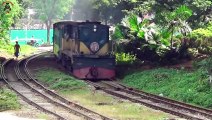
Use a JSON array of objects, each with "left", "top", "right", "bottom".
[
  {"left": 121, "top": 68, "right": 212, "bottom": 108},
  {"left": 0, "top": 87, "right": 20, "bottom": 111},
  {"left": 4, "top": 44, "right": 36, "bottom": 55},
  {"left": 61, "top": 89, "right": 171, "bottom": 120},
  {"left": 0, "top": 41, "right": 36, "bottom": 57},
  {"left": 36, "top": 113, "right": 51, "bottom": 120},
  {"left": 35, "top": 68, "right": 174, "bottom": 119},
  {"left": 36, "top": 68, "right": 87, "bottom": 90},
  {"left": 18, "top": 45, "right": 37, "bottom": 56}
]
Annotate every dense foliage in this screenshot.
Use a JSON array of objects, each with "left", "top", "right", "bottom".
[
  {"left": 188, "top": 22, "right": 212, "bottom": 54},
  {"left": 92, "top": 0, "right": 212, "bottom": 27},
  {"left": 0, "top": 88, "right": 20, "bottom": 111},
  {"left": 91, "top": 0, "right": 211, "bottom": 64},
  {"left": 0, "top": 0, "right": 22, "bottom": 42},
  {"left": 115, "top": 52, "right": 136, "bottom": 65},
  {"left": 113, "top": 5, "right": 194, "bottom": 63}
]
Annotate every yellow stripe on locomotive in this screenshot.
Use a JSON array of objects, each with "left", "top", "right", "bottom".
[{"left": 79, "top": 42, "right": 109, "bottom": 55}]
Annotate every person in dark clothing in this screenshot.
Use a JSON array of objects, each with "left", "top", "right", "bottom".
[{"left": 14, "top": 41, "right": 21, "bottom": 59}]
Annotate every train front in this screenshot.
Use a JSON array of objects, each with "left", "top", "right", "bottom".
[{"left": 73, "top": 22, "right": 115, "bottom": 80}]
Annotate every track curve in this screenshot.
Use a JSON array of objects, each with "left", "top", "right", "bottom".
[
  {"left": 23, "top": 53, "right": 113, "bottom": 120},
  {"left": 1, "top": 53, "right": 113, "bottom": 120}
]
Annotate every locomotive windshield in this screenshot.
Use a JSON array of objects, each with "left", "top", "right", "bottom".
[{"left": 79, "top": 24, "right": 109, "bottom": 48}]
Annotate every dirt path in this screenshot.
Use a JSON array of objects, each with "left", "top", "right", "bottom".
[{"left": 0, "top": 112, "right": 44, "bottom": 120}]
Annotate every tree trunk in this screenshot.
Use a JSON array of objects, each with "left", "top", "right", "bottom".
[
  {"left": 45, "top": 20, "right": 52, "bottom": 44},
  {"left": 170, "top": 26, "right": 174, "bottom": 50}
]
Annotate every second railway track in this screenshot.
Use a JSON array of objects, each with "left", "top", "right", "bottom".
[
  {"left": 86, "top": 80, "right": 212, "bottom": 120},
  {"left": 1, "top": 53, "right": 113, "bottom": 120}
]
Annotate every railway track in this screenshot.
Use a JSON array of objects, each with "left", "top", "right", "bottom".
[
  {"left": 24, "top": 53, "right": 113, "bottom": 120},
  {"left": 86, "top": 80, "right": 212, "bottom": 120},
  {"left": 1, "top": 53, "right": 113, "bottom": 120},
  {"left": 0, "top": 57, "right": 5, "bottom": 81}
]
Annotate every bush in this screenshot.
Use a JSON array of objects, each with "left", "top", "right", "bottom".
[
  {"left": 187, "top": 48, "right": 198, "bottom": 58},
  {"left": 193, "top": 56, "right": 212, "bottom": 72},
  {"left": 190, "top": 28, "right": 212, "bottom": 41},
  {"left": 188, "top": 26, "right": 212, "bottom": 54},
  {"left": 115, "top": 52, "right": 136, "bottom": 65}
]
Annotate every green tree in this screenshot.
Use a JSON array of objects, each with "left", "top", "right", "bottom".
[
  {"left": 140, "top": 0, "right": 211, "bottom": 28},
  {"left": 163, "top": 5, "right": 192, "bottom": 48},
  {"left": 93, "top": 0, "right": 211, "bottom": 27},
  {"left": 92, "top": 0, "right": 135, "bottom": 24},
  {"left": 92, "top": 0, "right": 114, "bottom": 24},
  {"left": 31, "top": 0, "right": 74, "bottom": 43},
  {"left": 17, "top": 0, "right": 32, "bottom": 9},
  {"left": 0, "top": 0, "right": 22, "bottom": 42}
]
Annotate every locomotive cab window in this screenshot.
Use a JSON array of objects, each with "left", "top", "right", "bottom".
[
  {"left": 99, "top": 28, "right": 108, "bottom": 44},
  {"left": 79, "top": 24, "right": 108, "bottom": 43},
  {"left": 79, "top": 26, "right": 91, "bottom": 42},
  {"left": 82, "top": 28, "right": 89, "bottom": 37},
  {"left": 63, "top": 25, "right": 74, "bottom": 40}
]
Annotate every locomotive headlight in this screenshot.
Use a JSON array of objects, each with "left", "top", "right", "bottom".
[
  {"left": 90, "top": 42, "right": 99, "bottom": 52},
  {"left": 93, "top": 25, "right": 97, "bottom": 32}
]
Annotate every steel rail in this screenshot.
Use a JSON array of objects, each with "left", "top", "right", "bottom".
[
  {"left": 1, "top": 59, "right": 66, "bottom": 120},
  {"left": 86, "top": 80, "right": 209, "bottom": 120},
  {"left": 16, "top": 56, "right": 96, "bottom": 120},
  {"left": 117, "top": 82, "right": 212, "bottom": 116},
  {"left": 21, "top": 52, "right": 113, "bottom": 120},
  {"left": 0, "top": 59, "right": 3, "bottom": 80},
  {"left": 101, "top": 81, "right": 212, "bottom": 119}
]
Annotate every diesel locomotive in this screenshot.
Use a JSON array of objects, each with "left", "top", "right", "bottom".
[{"left": 53, "top": 21, "right": 115, "bottom": 79}]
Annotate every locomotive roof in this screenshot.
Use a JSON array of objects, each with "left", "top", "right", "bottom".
[{"left": 53, "top": 20, "right": 107, "bottom": 26}]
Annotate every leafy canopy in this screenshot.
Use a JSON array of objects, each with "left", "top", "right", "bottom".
[
  {"left": 0, "top": 0, "right": 22, "bottom": 42},
  {"left": 31, "top": 0, "right": 74, "bottom": 43},
  {"left": 33, "top": 0, "right": 73, "bottom": 21},
  {"left": 93, "top": 0, "right": 211, "bottom": 27}
]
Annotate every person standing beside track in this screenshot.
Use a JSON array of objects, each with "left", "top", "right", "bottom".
[{"left": 14, "top": 41, "right": 21, "bottom": 60}]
